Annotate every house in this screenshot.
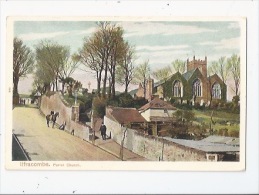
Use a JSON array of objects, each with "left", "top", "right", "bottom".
[
  {"left": 138, "top": 97, "right": 177, "bottom": 122},
  {"left": 133, "top": 56, "right": 227, "bottom": 105},
  {"left": 138, "top": 97, "right": 177, "bottom": 136}
]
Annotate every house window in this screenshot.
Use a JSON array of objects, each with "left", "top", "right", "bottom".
[
  {"left": 212, "top": 83, "right": 221, "bottom": 99},
  {"left": 173, "top": 80, "right": 183, "bottom": 97},
  {"left": 193, "top": 79, "right": 202, "bottom": 97}
]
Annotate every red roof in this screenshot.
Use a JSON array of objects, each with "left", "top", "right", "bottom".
[
  {"left": 106, "top": 107, "right": 146, "bottom": 124},
  {"left": 138, "top": 97, "right": 176, "bottom": 112}
]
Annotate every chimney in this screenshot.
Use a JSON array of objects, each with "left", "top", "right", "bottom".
[{"left": 147, "top": 78, "right": 154, "bottom": 101}]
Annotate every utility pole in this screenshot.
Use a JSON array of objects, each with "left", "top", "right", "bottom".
[{"left": 120, "top": 126, "right": 127, "bottom": 161}]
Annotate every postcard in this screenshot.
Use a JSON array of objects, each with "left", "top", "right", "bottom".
[{"left": 5, "top": 16, "right": 246, "bottom": 171}]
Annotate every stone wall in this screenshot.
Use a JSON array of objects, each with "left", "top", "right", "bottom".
[
  {"left": 40, "top": 92, "right": 91, "bottom": 141},
  {"left": 104, "top": 116, "right": 207, "bottom": 161}
]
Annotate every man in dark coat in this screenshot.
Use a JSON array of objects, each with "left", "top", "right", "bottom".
[{"left": 100, "top": 123, "right": 107, "bottom": 140}]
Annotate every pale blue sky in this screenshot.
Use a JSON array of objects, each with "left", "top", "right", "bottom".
[{"left": 14, "top": 20, "right": 241, "bottom": 97}]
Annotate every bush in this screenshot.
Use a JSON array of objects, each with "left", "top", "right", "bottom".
[
  {"left": 118, "top": 93, "right": 134, "bottom": 107},
  {"left": 133, "top": 97, "right": 148, "bottom": 109},
  {"left": 92, "top": 97, "right": 107, "bottom": 118}
]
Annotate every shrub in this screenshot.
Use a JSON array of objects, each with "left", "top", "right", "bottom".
[
  {"left": 118, "top": 93, "right": 135, "bottom": 107},
  {"left": 133, "top": 97, "right": 148, "bottom": 109},
  {"left": 92, "top": 97, "right": 107, "bottom": 118}
]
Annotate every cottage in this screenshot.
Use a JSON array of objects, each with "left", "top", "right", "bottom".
[{"left": 138, "top": 97, "right": 177, "bottom": 122}]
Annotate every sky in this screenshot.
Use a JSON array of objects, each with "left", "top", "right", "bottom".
[{"left": 14, "top": 20, "right": 242, "bottom": 100}]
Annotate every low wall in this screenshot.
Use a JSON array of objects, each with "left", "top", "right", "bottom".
[
  {"left": 104, "top": 116, "right": 206, "bottom": 161},
  {"left": 40, "top": 92, "right": 91, "bottom": 141}
]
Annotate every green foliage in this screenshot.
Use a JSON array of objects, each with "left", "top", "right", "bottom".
[
  {"left": 13, "top": 37, "right": 34, "bottom": 95},
  {"left": 133, "top": 98, "right": 148, "bottom": 109},
  {"left": 171, "top": 59, "right": 186, "bottom": 74},
  {"left": 173, "top": 110, "right": 183, "bottom": 121},
  {"left": 183, "top": 110, "right": 195, "bottom": 123},
  {"left": 92, "top": 97, "right": 107, "bottom": 118}
]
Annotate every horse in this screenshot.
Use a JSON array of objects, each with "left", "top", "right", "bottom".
[{"left": 45, "top": 111, "right": 59, "bottom": 128}]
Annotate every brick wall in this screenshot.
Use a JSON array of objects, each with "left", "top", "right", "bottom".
[
  {"left": 104, "top": 116, "right": 207, "bottom": 161},
  {"left": 40, "top": 92, "right": 91, "bottom": 141}
]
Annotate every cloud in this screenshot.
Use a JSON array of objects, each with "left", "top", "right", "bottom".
[
  {"left": 214, "top": 37, "right": 240, "bottom": 50},
  {"left": 121, "top": 22, "right": 217, "bottom": 37},
  {"left": 199, "top": 37, "right": 240, "bottom": 50},
  {"left": 136, "top": 44, "right": 190, "bottom": 51},
  {"left": 135, "top": 48, "right": 192, "bottom": 68},
  {"left": 19, "top": 31, "right": 70, "bottom": 41},
  {"left": 228, "top": 22, "right": 240, "bottom": 29},
  {"left": 74, "top": 27, "right": 96, "bottom": 36}
]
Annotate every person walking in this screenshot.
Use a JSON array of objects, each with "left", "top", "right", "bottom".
[{"left": 100, "top": 123, "right": 107, "bottom": 140}]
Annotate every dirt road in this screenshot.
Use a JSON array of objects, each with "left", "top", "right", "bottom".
[{"left": 13, "top": 106, "right": 120, "bottom": 161}]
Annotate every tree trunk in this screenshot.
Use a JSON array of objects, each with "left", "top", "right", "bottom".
[
  {"left": 111, "top": 65, "right": 116, "bottom": 99},
  {"left": 102, "top": 58, "right": 108, "bottom": 98},
  {"left": 97, "top": 73, "right": 101, "bottom": 97},
  {"left": 13, "top": 76, "right": 19, "bottom": 96}
]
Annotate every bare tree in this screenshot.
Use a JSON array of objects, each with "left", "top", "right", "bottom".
[
  {"left": 133, "top": 60, "right": 151, "bottom": 99},
  {"left": 78, "top": 34, "right": 105, "bottom": 97},
  {"left": 171, "top": 59, "right": 186, "bottom": 74},
  {"left": 116, "top": 42, "right": 136, "bottom": 94},
  {"left": 13, "top": 37, "right": 34, "bottom": 96},
  {"left": 208, "top": 56, "right": 230, "bottom": 84},
  {"left": 227, "top": 54, "right": 240, "bottom": 96},
  {"left": 152, "top": 66, "right": 171, "bottom": 82}
]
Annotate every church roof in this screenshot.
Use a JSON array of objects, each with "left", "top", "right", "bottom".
[
  {"left": 138, "top": 97, "right": 176, "bottom": 112},
  {"left": 182, "top": 69, "right": 196, "bottom": 80}
]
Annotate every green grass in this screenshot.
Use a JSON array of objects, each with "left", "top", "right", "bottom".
[{"left": 192, "top": 109, "right": 240, "bottom": 132}]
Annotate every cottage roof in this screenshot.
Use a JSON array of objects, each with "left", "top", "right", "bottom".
[
  {"left": 138, "top": 97, "right": 176, "bottom": 112},
  {"left": 164, "top": 137, "right": 239, "bottom": 153},
  {"left": 107, "top": 107, "right": 146, "bottom": 124}
]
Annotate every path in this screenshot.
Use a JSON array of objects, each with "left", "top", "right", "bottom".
[{"left": 13, "top": 106, "right": 147, "bottom": 161}]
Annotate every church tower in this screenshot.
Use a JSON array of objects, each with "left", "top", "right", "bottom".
[{"left": 187, "top": 56, "right": 207, "bottom": 78}]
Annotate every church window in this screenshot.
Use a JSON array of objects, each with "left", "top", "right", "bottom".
[
  {"left": 173, "top": 80, "right": 183, "bottom": 97},
  {"left": 212, "top": 83, "right": 221, "bottom": 99},
  {"left": 193, "top": 79, "right": 202, "bottom": 97}
]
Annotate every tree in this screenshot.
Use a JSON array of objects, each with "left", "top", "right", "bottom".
[
  {"left": 208, "top": 56, "right": 230, "bottom": 84},
  {"left": 35, "top": 40, "right": 78, "bottom": 92},
  {"left": 171, "top": 59, "right": 186, "bottom": 74},
  {"left": 116, "top": 42, "right": 136, "bottom": 93},
  {"left": 13, "top": 37, "right": 34, "bottom": 96},
  {"left": 227, "top": 54, "right": 240, "bottom": 96},
  {"left": 133, "top": 60, "right": 151, "bottom": 99},
  {"left": 64, "top": 77, "right": 82, "bottom": 97},
  {"left": 152, "top": 66, "right": 173, "bottom": 100},
  {"left": 152, "top": 66, "right": 171, "bottom": 82},
  {"left": 59, "top": 54, "right": 80, "bottom": 93},
  {"left": 107, "top": 24, "right": 125, "bottom": 98},
  {"left": 173, "top": 110, "right": 183, "bottom": 122},
  {"left": 183, "top": 110, "right": 195, "bottom": 126}
]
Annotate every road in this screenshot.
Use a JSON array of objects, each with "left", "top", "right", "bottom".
[{"left": 13, "top": 106, "right": 120, "bottom": 161}]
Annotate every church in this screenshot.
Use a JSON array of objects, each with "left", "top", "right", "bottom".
[{"left": 134, "top": 56, "right": 227, "bottom": 105}]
